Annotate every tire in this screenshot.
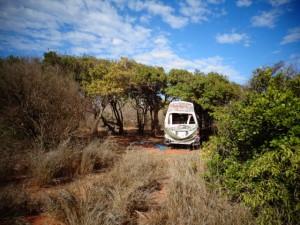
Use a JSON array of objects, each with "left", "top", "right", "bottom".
[{"left": 191, "top": 143, "right": 200, "bottom": 150}]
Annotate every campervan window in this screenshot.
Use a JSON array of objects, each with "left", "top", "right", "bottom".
[{"left": 169, "top": 113, "right": 196, "bottom": 125}]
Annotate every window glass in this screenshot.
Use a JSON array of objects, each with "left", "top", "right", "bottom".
[
  {"left": 169, "top": 113, "right": 196, "bottom": 125},
  {"left": 170, "top": 113, "right": 196, "bottom": 125},
  {"left": 189, "top": 116, "right": 195, "bottom": 124},
  {"left": 172, "top": 113, "right": 189, "bottom": 124}
]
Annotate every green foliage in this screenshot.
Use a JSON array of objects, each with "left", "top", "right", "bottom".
[
  {"left": 166, "top": 69, "right": 194, "bottom": 101},
  {"left": 249, "top": 67, "right": 273, "bottom": 93},
  {"left": 208, "top": 68, "right": 300, "bottom": 225},
  {"left": 193, "top": 73, "right": 241, "bottom": 111},
  {"left": 85, "top": 59, "right": 130, "bottom": 97},
  {"left": 167, "top": 71, "right": 241, "bottom": 111}
]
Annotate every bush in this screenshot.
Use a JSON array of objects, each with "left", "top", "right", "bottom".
[
  {"left": 30, "top": 142, "right": 81, "bottom": 185},
  {"left": 0, "top": 58, "right": 84, "bottom": 148},
  {"left": 208, "top": 71, "right": 300, "bottom": 224},
  {"left": 30, "top": 139, "right": 121, "bottom": 186},
  {"left": 79, "top": 139, "right": 120, "bottom": 174}
]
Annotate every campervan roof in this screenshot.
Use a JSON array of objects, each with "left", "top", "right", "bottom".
[{"left": 167, "top": 101, "right": 194, "bottom": 113}]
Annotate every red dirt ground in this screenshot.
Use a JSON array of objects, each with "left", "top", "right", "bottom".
[
  {"left": 111, "top": 134, "right": 196, "bottom": 154},
  {"left": 25, "top": 215, "right": 62, "bottom": 225}
]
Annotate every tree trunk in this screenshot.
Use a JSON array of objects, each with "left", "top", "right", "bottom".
[
  {"left": 136, "top": 109, "right": 144, "bottom": 135},
  {"left": 91, "top": 104, "right": 107, "bottom": 136},
  {"left": 91, "top": 111, "right": 103, "bottom": 135},
  {"left": 136, "top": 105, "right": 148, "bottom": 135},
  {"left": 90, "top": 96, "right": 108, "bottom": 136},
  {"left": 110, "top": 100, "right": 124, "bottom": 135},
  {"left": 150, "top": 106, "right": 160, "bottom": 136},
  {"left": 101, "top": 115, "right": 117, "bottom": 134},
  {"left": 132, "top": 97, "right": 148, "bottom": 135}
]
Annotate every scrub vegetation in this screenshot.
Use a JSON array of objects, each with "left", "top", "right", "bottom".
[
  {"left": 0, "top": 53, "right": 299, "bottom": 225},
  {"left": 206, "top": 67, "right": 300, "bottom": 225}
]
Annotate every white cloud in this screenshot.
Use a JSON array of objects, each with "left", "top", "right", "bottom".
[
  {"left": 207, "top": 0, "right": 225, "bottom": 4},
  {"left": 0, "top": 0, "right": 245, "bottom": 83},
  {"left": 179, "top": 0, "right": 226, "bottom": 23},
  {"left": 136, "top": 51, "right": 246, "bottom": 83},
  {"left": 134, "top": 37, "right": 246, "bottom": 83},
  {"left": 268, "top": 0, "right": 291, "bottom": 6},
  {"left": 236, "top": 0, "right": 252, "bottom": 7},
  {"left": 251, "top": 10, "right": 280, "bottom": 28},
  {"left": 0, "top": 0, "right": 152, "bottom": 57},
  {"left": 139, "top": 14, "right": 152, "bottom": 23},
  {"left": 179, "top": 0, "right": 210, "bottom": 23},
  {"left": 281, "top": 27, "right": 300, "bottom": 44},
  {"left": 128, "top": 0, "right": 188, "bottom": 28},
  {"left": 216, "top": 32, "right": 250, "bottom": 46},
  {"left": 125, "top": 0, "right": 226, "bottom": 28}
]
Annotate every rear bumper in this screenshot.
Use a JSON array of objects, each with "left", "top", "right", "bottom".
[{"left": 164, "top": 134, "right": 200, "bottom": 146}]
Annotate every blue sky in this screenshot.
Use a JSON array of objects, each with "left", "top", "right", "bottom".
[{"left": 0, "top": 0, "right": 300, "bottom": 83}]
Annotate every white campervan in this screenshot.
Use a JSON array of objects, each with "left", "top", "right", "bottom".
[{"left": 164, "top": 101, "right": 200, "bottom": 147}]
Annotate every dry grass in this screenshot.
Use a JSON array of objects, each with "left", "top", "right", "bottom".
[
  {"left": 30, "top": 139, "right": 121, "bottom": 186},
  {"left": 79, "top": 139, "right": 121, "bottom": 174},
  {"left": 1, "top": 140, "right": 255, "bottom": 225},
  {"left": 144, "top": 154, "right": 255, "bottom": 225},
  {"left": 46, "top": 185, "right": 106, "bottom": 225},
  {"left": 42, "top": 149, "right": 254, "bottom": 225},
  {"left": 47, "top": 150, "right": 166, "bottom": 225},
  {"left": 30, "top": 141, "right": 80, "bottom": 185}
]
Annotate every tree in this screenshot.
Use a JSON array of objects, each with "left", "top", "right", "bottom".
[
  {"left": 127, "top": 63, "right": 149, "bottom": 135},
  {"left": 208, "top": 67, "right": 300, "bottom": 225},
  {"left": 43, "top": 52, "right": 169, "bottom": 136},
  {"left": 85, "top": 58, "right": 130, "bottom": 135},
  {"left": 129, "top": 64, "right": 167, "bottom": 136}
]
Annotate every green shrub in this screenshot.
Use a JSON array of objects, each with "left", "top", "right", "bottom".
[{"left": 207, "top": 70, "right": 300, "bottom": 225}]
